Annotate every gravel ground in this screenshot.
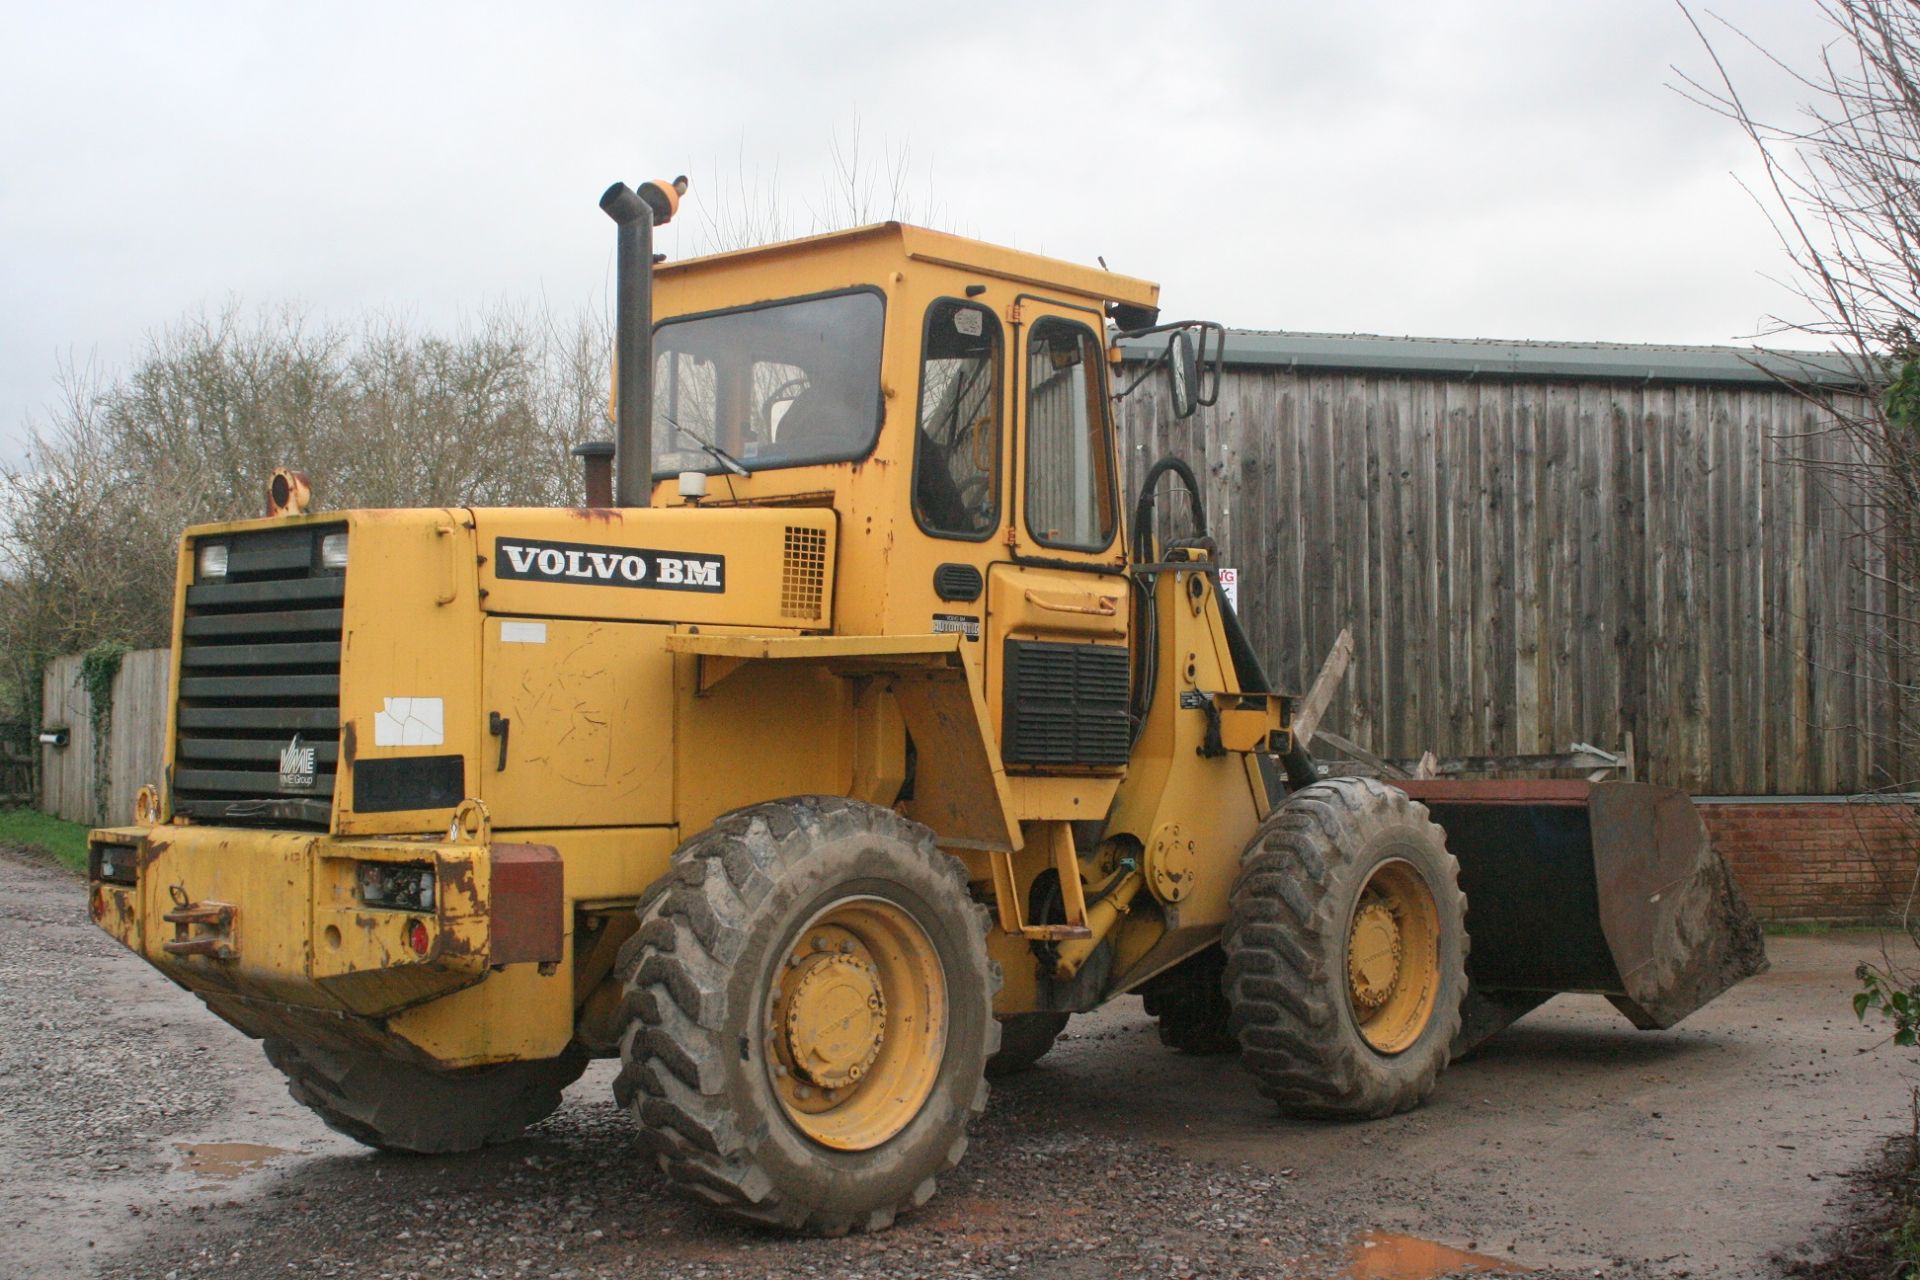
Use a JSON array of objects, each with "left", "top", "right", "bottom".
[{"left": 0, "top": 844, "right": 1905, "bottom": 1279}]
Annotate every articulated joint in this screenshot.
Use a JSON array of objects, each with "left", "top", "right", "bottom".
[{"left": 1050, "top": 868, "right": 1146, "bottom": 980}]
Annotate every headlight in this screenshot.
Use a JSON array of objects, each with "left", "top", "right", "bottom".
[
  {"left": 357, "top": 862, "right": 434, "bottom": 912},
  {"left": 318, "top": 532, "right": 348, "bottom": 572},
  {"left": 197, "top": 542, "right": 229, "bottom": 578}
]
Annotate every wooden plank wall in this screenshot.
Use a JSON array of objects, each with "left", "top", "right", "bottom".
[
  {"left": 39, "top": 649, "right": 169, "bottom": 826},
  {"left": 1119, "top": 369, "right": 1908, "bottom": 795},
  {"left": 39, "top": 653, "right": 90, "bottom": 823}
]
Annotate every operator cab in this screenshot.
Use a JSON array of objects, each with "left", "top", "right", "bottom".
[{"left": 641, "top": 222, "right": 1217, "bottom": 775}]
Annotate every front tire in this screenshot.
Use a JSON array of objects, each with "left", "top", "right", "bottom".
[
  {"left": 986, "top": 1012, "right": 1069, "bottom": 1075},
  {"left": 1222, "top": 778, "right": 1466, "bottom": 1119},
  {"left": 1140, "top": 946, "right": 1240, "bottom": 1055},
  {"left": 615, "top": 797, "right": 997, "bottom": 1235}
]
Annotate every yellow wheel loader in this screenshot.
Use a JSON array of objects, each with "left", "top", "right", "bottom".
[{"left": 86, "top": 176, "right": 1765, "bottom": 1235}]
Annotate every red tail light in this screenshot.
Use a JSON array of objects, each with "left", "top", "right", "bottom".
[{"left": 407, "top": 919, "right": 431, "bottom": 956}]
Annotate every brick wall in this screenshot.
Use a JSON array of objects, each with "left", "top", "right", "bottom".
[{"left": 1700, "top": 801, "right": 1919, "bottom": 922}]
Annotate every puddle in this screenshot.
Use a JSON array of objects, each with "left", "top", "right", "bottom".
[
  {"left": 1343, "top": 1232, "right": 1528, "bottom": 1278},
  {"left": 172, "top": 1142, "right": 289, "bottom": 1180}
]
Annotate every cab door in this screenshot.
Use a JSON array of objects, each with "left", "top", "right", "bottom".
[
  {"left": 985, "top": 304, "right": 1131, "bottom": 773},
  {"left": 906, "top": 294, "right": 1008, "bottom": 648}
]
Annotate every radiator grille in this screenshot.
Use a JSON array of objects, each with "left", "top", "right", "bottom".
[
  {"left": 171, "top": 525, "right": 344, "bottom": 828},
  {"left": 781, "top": 525, "right": 828, "bottom": 621},
  {"left": 1001, "top": 639, "right": 1131, "bottom": 767}
]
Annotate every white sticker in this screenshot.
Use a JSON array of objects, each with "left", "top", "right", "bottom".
[
  {"left": 1218, "top": 567, "right": 1239, "bottom": 611},
  {"left": 932, "top": 612, "right": 981, "bottom": 640},
  {"left": 953, "top": 308, "right": 983, "bottom": 337},
  {"left": 374, "top": 697, "right": 445, "bottom": 747},
  {"left": 500, "top": 621, "right": 547, "bottom": 644}
]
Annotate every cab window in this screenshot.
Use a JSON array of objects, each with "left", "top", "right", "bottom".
[
  {"left": 912, "top": 299, "right": 1002, "bottom": 538},
  {"left": 1024, "top": 317, "right": 1115, "bottom": 550},
  {"left": 651, "top": 289, "right": 885, "bottom": 477}
]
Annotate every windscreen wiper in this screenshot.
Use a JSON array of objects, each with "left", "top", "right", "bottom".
[
  {"left": 661, "top": 414, "right": 752, "bottom": 476},
  {"left": 694, "top": 439, "right": 751, "bottom": 477}
]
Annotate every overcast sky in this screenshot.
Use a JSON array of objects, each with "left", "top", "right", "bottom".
[{"left": 0, "top": 0, "right": 1838, "bottom": 464}]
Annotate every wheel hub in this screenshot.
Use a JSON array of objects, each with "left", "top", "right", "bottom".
[
  {"left": 782, "top": 952, "right": 886, "bottom": 1089},
  {"left": 1347, "top": 900, "right": 1403, "bottom": 1013},
  {"left": 1345, "top": 859, "right": 1443, "bottom": 1055},
  {"left": 764, "top": 898, "right": 949, "bottom": 1152}
]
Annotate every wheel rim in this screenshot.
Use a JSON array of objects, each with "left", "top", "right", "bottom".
[
  {"left": 1345, "top": 858, "right": 1441, "bottom": 1054},
  {"left": 767, "top": 896, "right": 947, "bottom": 1151}
]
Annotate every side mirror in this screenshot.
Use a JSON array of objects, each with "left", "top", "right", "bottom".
[
  {"left": 1168, "top": 329, "right": 1201, "bottom": 420},
  {"left": 1111, "top": 318, "right": 1224, "bottom": 415}
]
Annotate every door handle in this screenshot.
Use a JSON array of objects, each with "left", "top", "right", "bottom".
[
  {"left": 435, "top": 522, "right": 458, "bottom": 605},
  {"left": 488, "top": 712, "right": 510, "bottom": 771},
  {"left": 1023, "top": 588, "right": 1119, "bottom": 617}
]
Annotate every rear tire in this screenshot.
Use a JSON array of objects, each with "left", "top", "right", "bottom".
[
  {"left": 986, "top": 1012, "right": 1069, "bottom": 1076},
  {"left": 263, "top": 1038, "right": 586, "bottom": 1153},
  {"left": 615, "top": 796, "right": 997, "bottom": 1235},
  {"left": 1222, "top": 778, "right": 1466, "bottom": 1119},
  {"left": 1140, "top": 946, "right": 1240, "bottom": 1055}
]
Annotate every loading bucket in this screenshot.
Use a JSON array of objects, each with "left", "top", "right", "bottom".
[{"left": 1393, "top": 779, "right": 1769, "bottom": 1055}]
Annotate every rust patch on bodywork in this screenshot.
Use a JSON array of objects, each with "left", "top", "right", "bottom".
[
  {"left": 441, "top": 857, "right": 479, "bottom": 901},
  {"left": 433, "top": 925, "right": 481, "bottom": 961}
]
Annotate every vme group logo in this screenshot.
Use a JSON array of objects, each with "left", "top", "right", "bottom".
[
  {"left": 493, "top": 537, "right": 726, "bottom": 593},
  {"left": 279, "top": 734, "right": 317, "bottom": 792}
]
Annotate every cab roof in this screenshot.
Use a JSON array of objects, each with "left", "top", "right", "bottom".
[{"left": 655, "top": 222, "right": 1160, "bottom": 312}]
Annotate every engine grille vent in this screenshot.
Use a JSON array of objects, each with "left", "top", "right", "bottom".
[
  {"left": 1001, "top": 639, "right": 1130, "bottom": 767},
  {"left": 171, "top": 525, "right": 344, "bottom": 828},
  {"left": 933, "top": 562, "right": 984, "bottom": 602},
  {"left": 781, "top": 525, "right": 828, "bottom": 621}
]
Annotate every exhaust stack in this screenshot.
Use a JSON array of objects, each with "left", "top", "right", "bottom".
[
  {"left": 570, "top": 440, "right": 615, "bottom": 507},
  {"left": 598, "top": 176, "right": 686, "bottom": 507}
]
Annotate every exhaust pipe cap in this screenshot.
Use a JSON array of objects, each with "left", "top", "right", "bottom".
[{"left": 601, "top": 177, "right": 686, "bottom": 227}]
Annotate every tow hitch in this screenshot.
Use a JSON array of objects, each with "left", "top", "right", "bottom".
[{"left": 162, "top": 885, "right": 237, "bottom": 961}]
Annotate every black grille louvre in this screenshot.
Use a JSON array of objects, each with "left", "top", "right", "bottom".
[
  {"left": 933, "top": 563, "right": 984, "bottom": 602},
  {"left": 172, "top": 524, "right": 344, "bottom": 827},
  {"left": 1001, "top": 639, "right": 1131, "bottom": 767}
]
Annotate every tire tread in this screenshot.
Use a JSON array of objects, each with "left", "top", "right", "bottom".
[
  {"left": 1222, "top": 777, "right": 1467, "bottom": 1119},
  {"left": 614, "top": 796, "right": 997, "bottom": 1234}
]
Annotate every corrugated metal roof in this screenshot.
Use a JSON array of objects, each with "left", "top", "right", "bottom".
[{"left": 1118, "top": 329, "right": 1868, "bottom": 388}]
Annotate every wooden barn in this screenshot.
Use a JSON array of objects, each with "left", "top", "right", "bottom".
[{"left": 1116, "top": 331, "right": 1913, "bottom": 918}]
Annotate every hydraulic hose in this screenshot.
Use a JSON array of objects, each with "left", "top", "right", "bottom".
[
  {"left": 1131, "top": 456, "right": 1208, "bottom": 563},
  {"left": 1131, "top": 454, "right": 1319, "bottom": 793}
]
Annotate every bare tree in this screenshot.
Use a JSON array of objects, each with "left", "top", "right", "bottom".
[
  {"left": 689, "top": 120, "right": 941, "bottom": 254},
  {"left": 0, "top": 300, "right": 611, "bottom": 725},
  {"left": 1680, "top": 0, "right": 1920, "bottom": 1028},
  {"left": 0, "top": 357, "right": 176, "bottom": 718},
  {"left": 690, "top": 146, "right": 798, "bottom": 255}
]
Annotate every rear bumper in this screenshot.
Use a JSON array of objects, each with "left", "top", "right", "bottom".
[{"left": 86, "top": 824, "right": 569, "bottom": 1066}]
